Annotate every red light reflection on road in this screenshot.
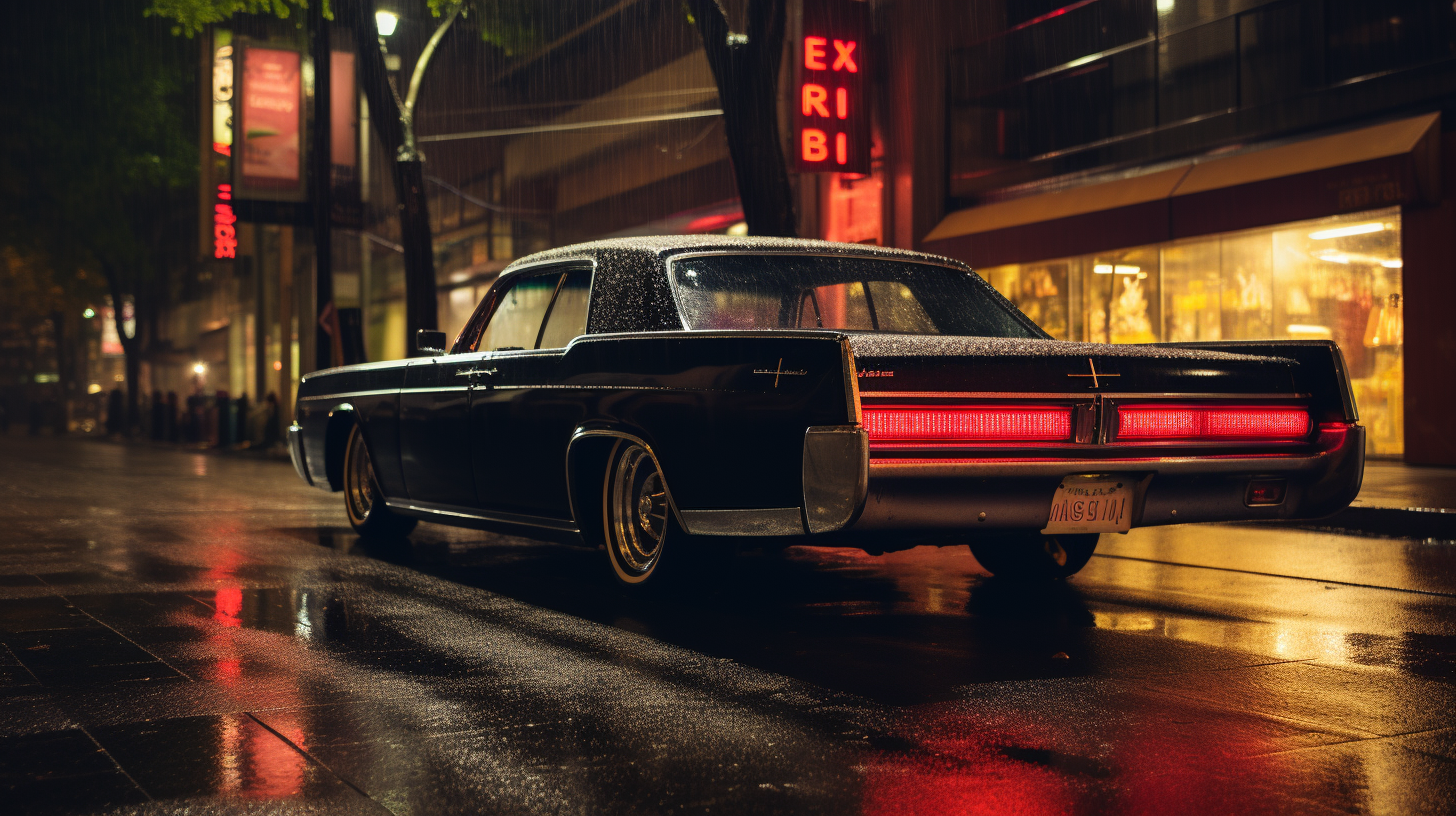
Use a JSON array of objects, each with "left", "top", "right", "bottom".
[{"left": 214, "top": 586, "right": 243, "bottom": 627}]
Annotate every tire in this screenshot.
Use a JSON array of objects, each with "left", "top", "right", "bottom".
[
  {"left": 343, "top": 423, "right": 417, "bottom": 540},
  {"left": 969, "top": 532, "right": 1099, "bottom": 581},
  {"left": 602, "top": 440, "right": 684, "bottom": 587}
]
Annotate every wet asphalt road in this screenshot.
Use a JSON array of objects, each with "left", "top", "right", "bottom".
[{"left": 1, "top": 435, "right": 1454, "bottom": 815}]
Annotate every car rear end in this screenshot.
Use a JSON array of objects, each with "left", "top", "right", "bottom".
[{"left": 830, "top": 336, "right": 1363, "bottom": 545}]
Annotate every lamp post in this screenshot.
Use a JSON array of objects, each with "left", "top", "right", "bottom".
[{"left": 309, "top": 0, "right": 338, "bottom": 372}]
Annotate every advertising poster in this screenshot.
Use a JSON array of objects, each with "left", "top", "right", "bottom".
[{"left": 238, "top": 45, "right": 304, "bottom": 198}]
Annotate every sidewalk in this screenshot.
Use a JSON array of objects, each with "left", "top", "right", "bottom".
[{"left": 1300, "top": 460, "right": 1456, "bottom": 539}]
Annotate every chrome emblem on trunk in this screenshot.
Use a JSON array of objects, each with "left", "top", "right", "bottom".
[
  {"left": 1068, "top": 357, "right": 1120, "bottom": 388},
  {"left": 753, "top": 358, "right": 808, "bottom": 387}
]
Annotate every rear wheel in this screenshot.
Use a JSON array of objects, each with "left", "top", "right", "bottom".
[
  {"left": 603, "top": 441, "right": 675, "bottom": 585},
  {"left": 343, "top": 424, "right": 417, "bottom": 540},
  {"left": 970, "top": 533, "right": 1099, "bottom": 581}
]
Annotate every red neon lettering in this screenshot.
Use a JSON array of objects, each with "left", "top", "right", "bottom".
[
  {"left": 836, "top": 87, "right": 848, "bottom": 119},
  {"left": 802, "top": 129, "right": 828, "bottom": 162},
  {"left": 802, "top": 84, "right": 829, "bottom": 117},
  {"left": 214, "top": 201, "right": 238, "bottom": 259},
  {"left": 832, "top": 39, "right": 858, "bottom": 72},
  {"left": 835, "top": 132, "right": 848, "bottom": 165},
  {"left": 804, "top": 36, "right": 827, "bottom": 70}
]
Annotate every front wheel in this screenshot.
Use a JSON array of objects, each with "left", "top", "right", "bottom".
[
  {"left": 343, "top": 424, "right": 417, "bottom": 540},
  {"left": 969, "top": 533, "right": 1099, "bottom": 581}
]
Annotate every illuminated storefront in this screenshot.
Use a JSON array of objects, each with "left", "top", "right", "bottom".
[{"left": 977, "top": 209, "right": 1404, "bottom": 455}]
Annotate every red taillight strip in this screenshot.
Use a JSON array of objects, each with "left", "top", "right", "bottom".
[
  {"left": 864, "top": 407, "right": 1072, "bottom": 442},
  {"left": 1116, "top": 405, "right": 1310, "bottom": 440}
]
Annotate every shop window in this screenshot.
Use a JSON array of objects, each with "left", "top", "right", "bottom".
[
  {"left": 980, "top": 262, "right": 1070, "bottom": 339},
  {"left": 975, "top": 208, "right": 1402, "bottom": 455},
  {"left": 1162, "top": 240, "right": 1221, "bottom": 341},
  {"left": 1086, "top": 247, "right": 1159, "bottom": 344}
]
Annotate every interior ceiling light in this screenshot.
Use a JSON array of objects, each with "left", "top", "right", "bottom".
[
  {"left": 1317, "top": 253, "right": 1350, "bottom": 264},
  {"left": 1093, "top": 264, "right": 1113, "bottom": 274},
  {"left": 1309, "top": 223, "right": 1385, "bottom": 240},
  {"left": 1381, "top": 259, "right": 1403, "bottom": 268},
  {"left": 1114, "top": 265, "right": 1140, "bottom": 275},
  {"left": 375, "top": 10, "right": 399, "bottom": 36}
]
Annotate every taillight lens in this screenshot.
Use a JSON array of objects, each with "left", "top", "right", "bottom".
[
  {"left": 864, "top": 407, "right": 1072, "bottom": 442},
  {"left": 1116, "top": 406, "right": 1310, "bottom": 440}
]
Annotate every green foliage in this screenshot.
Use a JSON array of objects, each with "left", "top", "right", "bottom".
[
  {"left": 0, "top": 0, "right": 197, "bottom": 319},
  {"left": 145, "top": 0, "right": 329, "bottom": 36}
]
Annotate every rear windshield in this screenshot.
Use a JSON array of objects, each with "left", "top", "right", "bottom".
[{"left": 668, "top": 254, "right": 1043, "bottom": 338}]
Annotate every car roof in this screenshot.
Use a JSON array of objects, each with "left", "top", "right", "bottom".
[{"left": 498, "top": 235, "right": 970, "bottom": 280}]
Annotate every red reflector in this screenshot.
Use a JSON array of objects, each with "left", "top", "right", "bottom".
[
  {"left": 1246, "top": 479, "right": 1287, "bottom": 506},
  {"left": 864, "top": 408, "right": 1072, "bottom": 442},
  {"left": 1117, "top": 406, "right": 1310, "bottom": 439}
]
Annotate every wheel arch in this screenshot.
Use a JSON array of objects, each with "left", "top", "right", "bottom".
[{"left": 565, "top": 426, "right": 687, "bottom": 547}]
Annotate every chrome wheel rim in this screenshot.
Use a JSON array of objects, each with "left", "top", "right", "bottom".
[
  {"left": 345, "top": 428, "right": 374, "bottom": 523},
  {"left": 610, "top": 445, "right": 667, "bottom": 577}
]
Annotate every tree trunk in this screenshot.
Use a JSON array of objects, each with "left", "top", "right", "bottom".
[
  {"left": 100, "top": 261, "right": 141, "bottom": 436},
  {"left": 49, "top": 310, "right": 70, "bottom": 434},
  {"left": 347, "top": 0, "right": 438, "bottom": 352},
  {"left": 688, "top": 0, "right": 797, "bottom": 238}
]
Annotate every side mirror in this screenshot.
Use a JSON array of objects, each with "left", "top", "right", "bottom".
[{"left": 415, "top": 329, "right": 447, "bottom": 357}]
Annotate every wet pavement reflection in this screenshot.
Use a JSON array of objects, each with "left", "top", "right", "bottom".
[{"left": 1, "top": 435, "right": 1454, "bottom": 814}]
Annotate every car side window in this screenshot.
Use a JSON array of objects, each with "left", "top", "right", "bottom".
[
  {"left": 537, "top": 268, "right": 592, "bottom": 349},
  {"left": 477, "top": 274, "right": 560, "bottom": 352}
]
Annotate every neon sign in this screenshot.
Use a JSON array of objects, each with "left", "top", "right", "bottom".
[
  {"left": 796, "top": 0, "right": 869, "bottom": 174},
  {"left": 214, "top": 183, "right": 237, "bottom": 259}
]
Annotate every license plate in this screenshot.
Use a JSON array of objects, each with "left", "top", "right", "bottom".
[{"left": 1042, "top": 477, "right": 1132, "bottom": 535}]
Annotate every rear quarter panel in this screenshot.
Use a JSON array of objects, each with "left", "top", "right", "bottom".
[{"left": 561, "top": 332, "right": 853, "bottom": 510}]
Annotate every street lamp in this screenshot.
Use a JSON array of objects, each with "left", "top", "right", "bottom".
[{"left": 375, "top": 10, "right": 399, "bottom": 36}]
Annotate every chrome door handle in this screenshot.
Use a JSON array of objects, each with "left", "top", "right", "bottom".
[{"left": 455, "top": 368, "right": 498, "bottom": 377}]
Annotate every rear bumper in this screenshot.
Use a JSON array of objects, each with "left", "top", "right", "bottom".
[{"left": 844, "top": 423, "right": 1365, "bottom": 534}]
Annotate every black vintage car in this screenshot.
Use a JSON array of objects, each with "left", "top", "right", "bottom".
[{"left": 288, "top": 236, "right": 1364, "bottom": 584}]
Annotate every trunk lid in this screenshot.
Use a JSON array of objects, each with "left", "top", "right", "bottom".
[{"left": 846, "top": 335, "right": 1298, "bottom": 396}]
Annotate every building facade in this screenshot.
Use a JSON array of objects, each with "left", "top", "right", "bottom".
[
  {"left": 889, "top": 0, "right": 1456, "bottom": 463},
  {"left": 156, "top": 0, "right": 1456, "bottom": 464}
]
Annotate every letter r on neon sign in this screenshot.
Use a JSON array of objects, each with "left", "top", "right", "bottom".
[{"left": 802, "top": 84, "right": 829, "bottom": 117}]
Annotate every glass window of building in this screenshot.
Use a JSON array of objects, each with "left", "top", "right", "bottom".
[{"left": 977, "top": 207, "right": 1403, "bottom": 455}]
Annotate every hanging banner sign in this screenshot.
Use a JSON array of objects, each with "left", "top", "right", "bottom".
[
  {"left": 796, "top": 0, "right": 870, "bottom": 174},
  {"left": 236, "top": 44, "right": 306, "bottom": 200}
]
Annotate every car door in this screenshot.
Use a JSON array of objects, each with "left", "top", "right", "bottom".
[
  {"left": 397, "top": 348, "right": 491, "bottom": 508},
  {"left": 470, "top": 265, "right": 593, "bottom": 520}
]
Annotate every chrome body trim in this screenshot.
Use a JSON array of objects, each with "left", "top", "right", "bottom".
[
  {"left": 384, "top": 499, "right": 580, "bottom": 534},
  {"left": 298, "top": 388, "right": 398, "bottom": 402},
  {"left": 679, "top": 508, "right": 806, "bottom": 537},
  {"left": 287, "top": 422, "right": 311, "bottom": 485}
]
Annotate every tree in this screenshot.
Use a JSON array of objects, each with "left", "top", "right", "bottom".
[
  {"left": 686, "top": 0, "right": 797, "bottom": 237},
  {"left": 0, "top": 0, "right": 197, "bottom": 433}
]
